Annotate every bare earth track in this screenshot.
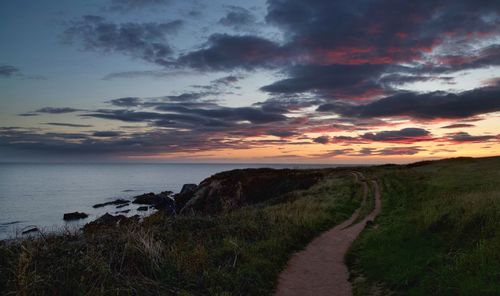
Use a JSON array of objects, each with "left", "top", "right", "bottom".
[{"left": 275, "top": 172, "right": 382, "bottom": 296}]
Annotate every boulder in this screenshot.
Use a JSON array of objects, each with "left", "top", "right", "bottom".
[
  {"left": 93, "top": 199, "right": 129, "bottom": 208},
  {"left": 83, "top": 213, "right": 126, "bottom": 231},
  {"left": 63, "top": 212, "right": 89, "bottom": 221},
  {"left": 132, "top": 191, "right": 175, "bottom": 212},
  {"left": 131, "top": 192, "right": 157, "bottom": 204},
  {"left": 174, "top": 184, "right": 197, "bottom": 210}
]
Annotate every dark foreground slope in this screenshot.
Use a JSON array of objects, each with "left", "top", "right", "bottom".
[
  {"left": 348, "top": 156, "right": 500, "bottom": 296},
  {"left": 0, "top": 169, "right": 362, "bottom": 295}
]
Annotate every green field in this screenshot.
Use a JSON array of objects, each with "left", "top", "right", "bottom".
[{"left": 348, "top": 156, "right": 500, "bottom": 295}]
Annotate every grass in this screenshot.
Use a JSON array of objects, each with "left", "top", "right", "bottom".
[
  {"left": 0, "top": 172, "right": 361, "bottom": 295},
  {"left": 347, "top": 157, "right": 500, "bottom": 296}
]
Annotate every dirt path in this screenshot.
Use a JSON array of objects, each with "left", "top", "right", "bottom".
[{"left": 274, "top": 172, "right": 381, "bottom": 296}]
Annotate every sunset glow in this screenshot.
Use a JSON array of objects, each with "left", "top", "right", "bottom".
[{"left": 1, "top": 0, "right": 499, "bottom": 163}]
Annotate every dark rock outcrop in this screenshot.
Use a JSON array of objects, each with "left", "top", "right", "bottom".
[
  {"left": 132, "top": 192, "right": 157, "bottom": 204},
  {"left": 174, "top": 184, "right": 198, "bottom": 211},
  {"left": 137, "top": 206, "right": 149, "bottom": 211},
  {"left": 180, "top": 168, "right": 326, "bottom": 214},
  {"left": 83, "top": 213, "right": 139, "bottom": 232},
  {"left": 93, "top": 199, "right": 129, "bottom": 208},
  {"left": 63, "top": 212, "right": 89, "bottom": 221},
  {"left": 22, "top": 227, "right": 39, "bottom": 235},
  {"left": 91, "top": 213, "right": 126, "bottom": 225},
  {"left": 132, "top": 191, "right": 175, "bottom": 213},
  {"left": 115, "top": 209, "right": 130, "bottom": 214}
]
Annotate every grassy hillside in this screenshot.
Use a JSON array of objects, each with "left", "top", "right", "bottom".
[
  {"left": 0, "top": 172, "right": 361, "bottom": 295},
  {"left": 348, "top": 156, "right": 500, "bottom": 296},
  {"left": 1, "top": 156, "right": 498, "bottom": 295}
]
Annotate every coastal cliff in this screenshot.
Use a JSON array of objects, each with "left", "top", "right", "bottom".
[{"left": 177, "top": 168, "right": 327, "bottom": 214}]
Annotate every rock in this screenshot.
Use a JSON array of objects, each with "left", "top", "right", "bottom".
[
  {"left": 115, "top": 203, "right": 129, "bottom": 209},
  {"left": 132, "top": 191, "right": 175, "bottom": 212},
  {"left": 181, "top": 184, "right": 198, "bottom": 193},
  {"left": 180, "top": 168, "right": 326, "bottom": 214},
  {"left": 83, "top": 213, "right": 140, "bottom": 233},
  {"left": 137, "top": 206, "right": 149, "bottom": 211},
  {"left": 93, "top": 199, "right": 129, "bottom": 208},
  {"left": 131, "top": 193, "right": 156, "bottom": 204},
  {"left": 22, "top": 227, "right": 39, "bottom": 235},
  {"left": 63, "top": 212, "right": 89, "bottom": 221},
  {"left": 174, "top": 184, "right": 198, "bottom": 210},
  {"left": 115, "top": 209, "right": 130, "bottom": 214},
  {"left": 83, "top": 213, "right": 126, "bottom": 230}
]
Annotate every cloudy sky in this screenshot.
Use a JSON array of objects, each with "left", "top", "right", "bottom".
[{"left": 0, "top": 0, "right": 499, "bottom": 163}]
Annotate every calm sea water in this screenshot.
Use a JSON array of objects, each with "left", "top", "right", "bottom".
[{"left": 0, "top": 163, "right": 339, "bottom": 239}]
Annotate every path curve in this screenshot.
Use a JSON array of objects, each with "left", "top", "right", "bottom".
[{"left": 274, "top": 172, "right": 381, "bottom": 296}]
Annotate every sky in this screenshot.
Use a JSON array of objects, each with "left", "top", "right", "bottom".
[{"left": 0, "top": 0, "right": 499, "bottom": 163}]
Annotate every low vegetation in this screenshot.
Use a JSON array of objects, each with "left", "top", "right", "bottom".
[
  {"left": 348, "top": 157, "right": 500, "bottom": 296},
  {"left": 2, "top": 156, "right": 498, "bottom": 295},
  {"left": 0, "top": 172, "right": 361, "bottom": 295}
]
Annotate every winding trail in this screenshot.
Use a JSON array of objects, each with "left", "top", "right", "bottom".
[{"left": 274, "top": 172, "right": 381, "bottom": 296}]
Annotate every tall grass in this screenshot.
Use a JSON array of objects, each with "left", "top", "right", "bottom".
[
  {"left": 348, "top": 157, "right": 500, "bottom": 296},
  {"left": 0, "top": 172, "right": 361, "bottom": 295}
]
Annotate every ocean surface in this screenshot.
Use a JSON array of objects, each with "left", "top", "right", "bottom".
[{"left": 0, "top": 163, "right": 341, "bottom": 239}]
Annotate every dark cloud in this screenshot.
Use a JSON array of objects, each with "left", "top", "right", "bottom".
[
  {"left": 177, "top": 34, "right": 284, "bottom": 71},
  {"left": 261, "top": 64, "right": 392, "bottom": 99},
  {"left": 378, "top": 74, "right": 455, "bottom": 88},
  {"left": 108, "top": 0, "right": 171, "bottom": 12},
  {"left": 108, "top": 97, "right": 141, "bottom": 107},
  {"left": 377, "top": 146, "right": 425, "bottom": 156},
  {"left": 153, "top": 105, "right": 288, "bottom": 124},
  {"left": 209, "top": 75, "right": 243, "bottom": 87},
  {"left": 92, "top": 131, "right": 121, "bottom": 137},
  {"left": 310, "top": 146, "right": 425, "bottom": 157},
  {"left": 266, "top": 0, "right": 499, "bottom": 64},
  {"left": 44, "top": 123, "right": 93, "bottom": 128},
  {"left": 82, "top": 109, "right": 164, "bottom": 122},
  {"left": 5, "top": 0, "right": 500, "bottom": 160},
  {"left": 0, "top": 65, "right": 20, "bottom": 78},
  {"left": 266, "top": 130, "right": 297, "bottom": 138},
  {"left": 35, "top": 107, "right": 82, "bottom": 114},
  {"left": 447, "top": 132, "right": 498, "bottom": 143},
  {"left": 424, "top": 45, "right": 500, "bottom": 74},
  {"left": 441, "top": 123, "right": 475, "bottom": 129},
  {"left": 313, "top": 136, "right": 330, "bottom": 144},
  {"left": 361, "top": 128, "right": 431, "bottom": 143},
  {"left": 0, "top": 125, "right": 301, "bottom": 158},
  {"left": 218, "top": 6, "right": 257, "bottom": 31},
  {"left": 331, "top": 135, "right": 363, "bottom": 143},
  {"left": 18, "top": 113, "right": 39, "bottom": 117},
  {"left": 254, "top": 96, "right": 323, "bottom": 113},
  {"left": 318, "top": 86, "right": 500, "bottom": 119},
  {"left": 62, "top": 15, "right": 183, "bottom": 66},
  {"left": 166, "top": 92, "right": 208, "bottom": 102},
  {"left": 258, "top": 0, "right": 500, "bottom": 101},
  {"left": 309, "top": 148, "right": 354, "bottom": 158},
  {"left": 102, "top": 70, "right": 192, "bottom": 80}
]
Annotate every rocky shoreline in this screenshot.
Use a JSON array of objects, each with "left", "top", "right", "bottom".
[{"left": 59, "top": 168, "right": 327, "bottom": 234}]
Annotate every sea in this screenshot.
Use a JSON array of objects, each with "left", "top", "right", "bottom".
[{"left": 0, "top": 163, "right": 342, "bottom": 240}]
